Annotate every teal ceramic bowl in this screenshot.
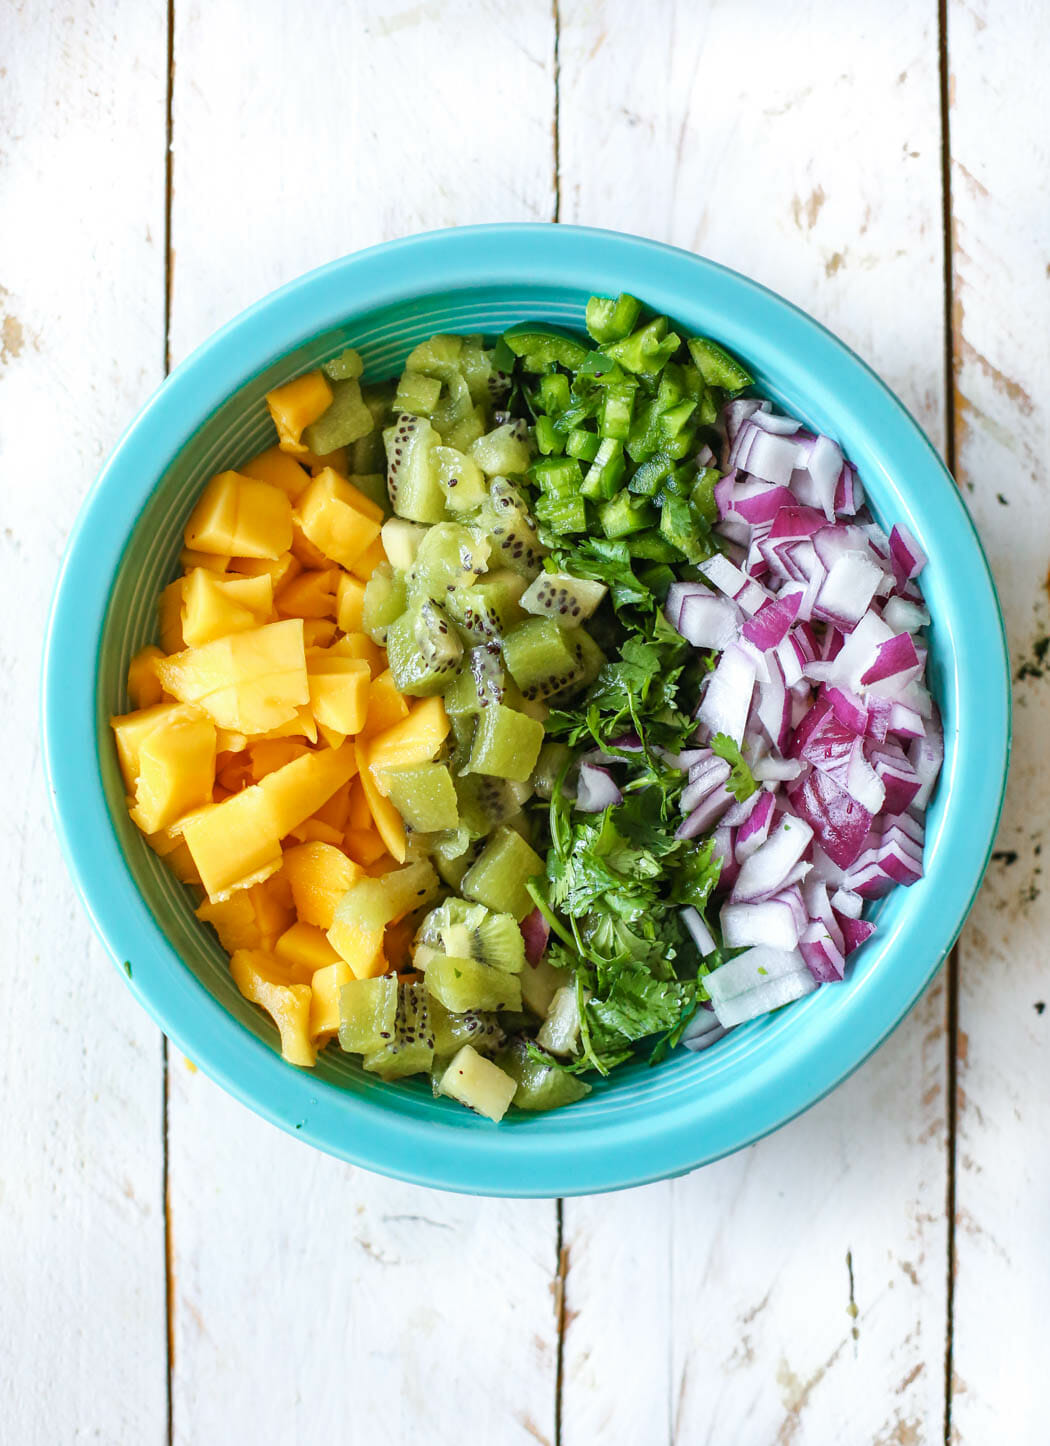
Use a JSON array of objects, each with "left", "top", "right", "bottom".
[{"left": 42, "top": 225, "right": 1010, "bottom": 1197}]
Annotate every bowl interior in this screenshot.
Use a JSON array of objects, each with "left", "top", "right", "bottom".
[{"left": 100, "top": 282, "right": 951, "bottom": 1127}]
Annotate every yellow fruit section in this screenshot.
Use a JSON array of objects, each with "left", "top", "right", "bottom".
[
  {"left": 308, "top": 961, "right": 353, "bottom": 1044},
  {"left": 281, "top": 841, "right": 361, "bottom": 929},
  {"left": 154, "top": 618, "right": 309, "bottom": 734},
  {"left": 335, "top": 574, "right": 366, "bottom": 633},
  {"left": 365, "top": 696, "right": 449, "bottom": 774},
  {"left": 238, "top": 445, "right": 311, "bottom": 502},
  {"left": 128, "top": 713, "right": 217, "bottom": 835},
  {"left": 295, "top": 469, "right": 382, "bottom": 571},
  {"left": 184, "top": 471, "right": 294, "bottom": 559},
  {"left": 127, "top": 646, "right": 165, "bottom": 709},
  {"left": 326, "top": 910, "right": 387, "bottom": 980},
  {"left": 274, "top": 922, "right": 342, "bottom": 980},
  {"left": 258, "top": 742, "right": 358, "bottom": 838},
  {"left": 361, "top": 669, "right": 409, "bottom": 736},
  {"left": 181, "top": 785, "right": 284, "bottom": 901},
  {"left": 354, "top": 739, "right": 407, "bottom": 863},
  {"left": 230, "top": 949, "right": 316, "bottom": 1067},
  {"left": 181, "top": 569, "right": 273, "bottom": 648},
  {"left": 265, "top": 372, "right": 333, "bottom": 454},
  {"left": 307, "top": 656, "right": 371, "bottom": 736}
]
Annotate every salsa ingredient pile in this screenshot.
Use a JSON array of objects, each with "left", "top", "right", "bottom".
[{"left": 111, "top": 295, "right": 942, "bottom": 1122}]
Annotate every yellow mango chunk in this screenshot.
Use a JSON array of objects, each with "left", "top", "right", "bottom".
[
  {"left": 315, "top": 724, "right": 347, "bottom": 751},
  {"left": 361, "top": 668, "right": 410, "bottom": 736},
  {"left": 230, "top": 949, "right": 316, "bottom": 1067},
  {"left": 228, "top": 551, "right": 301, "bottom": 592},
  {"left": 159, "top": 579, "right": 185, "bottom": 655},
  {"left": 154, "top": 618, "right": 309, "bottom": 735},
  {"left": 282, "top": 840, "right": 362, "bottom": 929},
  {"left": 295, "top": 469, "right": 382, "bottom": 571},
  {"left": 110, "top": 702, "right": 197, "bottom": 792},
  {"left": 349, "top": 535, "right": 387, "bottom": 583},
  {"left": 127, "top": 645, "right": 165, "bottom": 710},
  {"left": 309, "top": 960, "right": 353, "bottom": 1044},
  {"left": 128, "top": 713, "right": 217, "bottom": 835},
  {"left": 265, "top": 371, "right": 333, "bottom": 455},
  {"left": 346, "top": 778, "right": 373, "bottom": 831},
  {"left": 306, "top": 656, "right": 371, "bottom": 736},
  {"left": 181, "top": 568, "right": 274, "bottom": 648},
  {"left": 249, "top": 738, "right": 309, "bottom": 781},
  {"left": 185, "top": 471, "right": 293, "bottom": 560},
  {"left": 215, "top": 727, "right": 249, "bottom": 753},
  {"left": 302, "top": 620, "right": 338, "bottom": 649},
  {"left": 258, "top": 741, "right": 359, "bottom": 838},
  {"left": 290, "top": 517, "right": 331, "bottom": 569},
  {"left": 355, "top": 739, "right": 406, "bottom": 862},
  {"left": 180, "top": 548, "right": 230, "bottom": 574},
  {"left": 251, "top": 705, "right": 318, "bottom": 744},
  {"left": 329, "top": 631, "right": 385, "bottom": 678},
  {"left": 325, "top": 911, "right": 387, "bottom": 980},
  {"left": 365, "top": 696, "right": 449, "bottom": 775},
  {"left": 181, "top": 786, "right": 284, "bottom": 901},
  {"left": 343, "top": 827, "right": 388, "bottom": 867},
  {"left": 313, "top": 779, "right": 353, "bottom": 833},
  {"left": 305, "top": 446, "right": 349, "bottom": 475},
  {"left": 275, "top": 567, "right": 339, "bottom": 620},
  {"left": 335, "top": 574, "right": 366, "bottom": 634},
  {"left": 274, "top": 922, "right": 342, "bottom": 981},
  {"left": 197, "top": 877, "right": 291, "bottom": 954},
  {"left": 238, "top": 445, "right": 311, "bottom": 503},
  {"left": 289, "top": 817, "right": 345, "bottom": 845}
]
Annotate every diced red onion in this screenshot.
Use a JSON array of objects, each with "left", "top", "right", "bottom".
[
  {"left": 680, "top": 906, "right": 717, "bottom": 958},
  {"left": 889, "top": 524, "right": 927, "bottom": 589},
  {"left": 677, "top": 782, "right": 735, "bottom": 838},
  {"left": 732, "top": 814, "right": 814, "bottom": 903},
  {"left": 575, "top": 764, "right": 623, "bottom": 813},
  {"left": 520, "top": 908, "right": 550, "bottom": 965},
  {"left": 697, "top": 643, "right": 757, "bottom": 745}
]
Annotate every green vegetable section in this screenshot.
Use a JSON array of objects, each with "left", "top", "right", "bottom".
[{"left": 326, "top": 300, "right": 755, "bottom": 1118}]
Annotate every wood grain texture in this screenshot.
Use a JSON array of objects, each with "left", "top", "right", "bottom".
[
  {"left": 0, "top": 1, "right": 169, "bottom": 1441},
  {"left": 165, "top": 4, "right": 560, "bottom": 1442},
  {"left": 948, "top": 2, "right": 1050, "bottom": 1441},
  {"left": 556, "top": 3, "right": 949, "bottom": 1441}
]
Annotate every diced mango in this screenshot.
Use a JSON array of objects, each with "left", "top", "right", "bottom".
[
  {"left": 343, "top": 827, "right": 388, "bottom": 867},
  {"left": 227, "top": 551, "right": 301, "bottom": 592},
  {"left": 329, "top": 631, "right": 385, "bottom": 678},
  {"left": 290, "top": 517, "right": 331, "bottom": 570},
  {"left": 197, "top": 878, "right": 291, "bottom": 954},
  {"left": 249, "top": 738, "right": 309, "bottom": 781},
  {"left": 265, "top": 371, "right": 333, "bottom": 455},
  {"left": 288, "top": 817, "right": 346, "bottom": 845},
  {"left": 216, "top": 727, "right": 249, "bottom": 753},
  {"left": 154, "top": 618, "right": 309, "bottom": 735},
  {"left": 313, "top": 779, "right": 353, "bottom": 833},
  {"left": 295, "top": 469, "right": 382, "bottom": 571},
  {"left": 181, "top": 786, "right": 284, "bottom": 901},
  {"left": 185, "top": 471, "right": 293, "bottom": 560},
  {"left": 315, "top": 724, "right": 347, "bottom": 751},
  {"left": 252, "top": 705, "right": 318, "bottom": 744},
  {"left": 127, "top": 645, "right": 165, "bottom": 710},
  {"left": 163, "top": 839, "right": 201, "bottom": 885},
  {"left": 230, "top": 949, "right": 316, "bottom": 1066},
  {"left": 274, "top": 921, "right": 342, "bottom": 980},
  {"left": 355, "top": 739, "right": 407, "bottom": 863},
  {"left": 349, "top": 535, "right": 387, "bottom": 583},
  {"left": 128, "top": 713, "right": 217, "bottom": 834},
  {"left": 110, "top": 702, "right": 197, "bottom": 792},
  {"left": 258, "top": 742, "right": 359, "bottom": 839},
  {"left": 275, "top": 567, "right": 339, "bottom": 620},
  {"left": 302, "top": 620, "right": 338, "bottom": 649},
  {"left": 361, "top": 668, "right": 410, "bottom": 736},
  {"left": 306, "top": 655, "right": 371, "bottom": 736},
  {"left": 181, "top": 569, "right": 274, "bottom": 648},
  {"left": 159, "top": 579, "right": 185, "bottom": 654},
  {"left": 325, "top": 910, "right": 387, "bottom": 980},
  {"left": 305, "top": 446, "right": 349, "bottom": 475},
  {"left": 180, "top": 548, "right": 230, "bottom": 574},
  {"left": 365, "top": 696, "right": 449, "bottom": 774},
  {"left": 308, "top": 960, "right": 353, "bottom": 1044},
  {"left": 335, "top": 574, "right": 366, "bottom": 634},
  {"left": 346, "top": 778, "right": 373, "bottom": 831},
  {"left": 384, "top": 917, "right": 416, "bottom": 973},
  {"left": 238, "top": 445, "right": 311, "bottom": 503},
  {"left": 282, "top": 840, "right": 362, "bottom": 929}
]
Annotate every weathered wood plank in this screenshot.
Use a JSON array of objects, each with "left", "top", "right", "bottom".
[
  {"left": 0, "top": 1, "right": 169, "bottom": 1440},
  {"left": 556, "top": 3, "right": 949, "bottom": 1441},
  {"left": 947, "top": 2, "right": 1050, "bottom": 1441},
  {"left": 166, "top": 4, "right": 559, "bottom": 1442}
]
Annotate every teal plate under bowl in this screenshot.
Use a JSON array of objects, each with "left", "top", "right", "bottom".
[{"left": 41, "top": 225, "right": 1010, "bottom": 1197}]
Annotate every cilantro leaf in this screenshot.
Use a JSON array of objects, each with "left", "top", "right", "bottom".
[{"left": 710, "top": 732, "right": 758, "bottom": 802}]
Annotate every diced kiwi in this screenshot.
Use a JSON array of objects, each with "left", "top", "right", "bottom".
[
  {"left": 481, "top": 478, "right": 545, "bottom": 577},
  {"left": 433, "top": 445, "right": 489, "bottom": 513},
  {"left": 568, "top": 628, "right": 607, "bottom": 690},
  {"left": 394, "top": 370, "right": 442, "bottom": 417},
  {"left": 409, "top": 522, "right": 490, "bottom": 598},
  {"left": 338, "top": 975, "right": 398, "bottom": 1054},
  {"left": 385, "top": 596, "right": 463, "bottom": 696},
  {"left": 498, "top": 1037, "right": 591, "bottom": 1111},
  {"left": 445, "top": 409, "right": 488, "bottom": 453},
  {"left": 303, "top": 377, "right": 374, "bottom": 454},
  {"left": 428, "top": 996, "right": 506, "bottom": 1057},
  {"left": 521, "top": 572, "right": 607, "bottom": 626},
  {"left": 502, "top": 617, "right": 583, "bottom": 701},
  {"left": 437, "top": 903, "right": 525, "bottom": 975},
  {"left": 520, "top": 954, "right": 570, "bottom": 1017},
  {"left": 438, "top": 1044, "right": 518, "bottom": 1122},
  {"left": 471, "top": 423, "right": 532, "bottom": 477},
  {"left": 334, "top": 861, "right": 440, "bottom": 933},
  {"left": 461, "top": 825, "right": 544, "bottom": 921},
  {"left": 361, "top": 564, "right": 407, "bottom": 644},
  {"left": 445, "top": 569, "right": 527, "bottom": 642},
  {"left": 503, "top": 680, "right": 549, "bottom": 723},
  {"left": 323, "top": 347, "right": 364, "bottom": 381},
  {"left": 466, "top": 704, "right": 544, "bottom": 782},
  {"left": 405, "top": 334, "right": 464, "bottom": 379},
  {"left": 454, "top": 775, "right": 532, "bottom": 834},
  {"left": 382, "top": 763, "right": 459, "bottom": 833},
  {"left": 531, "top": 740, "right": 573, "bottom": 800},
  {"left": 457, "top": 336, "right": 499, "bottom": 403},
  {"left": 424, "top": 954, "right": 523, "bottom": 1014},
  {"left": 433, "top": 837, "right": 484, "bottom": 890},
  {"left": 380, "top": 517, "right": 426, "bottom": 572},
  {"left": 537, "top": 984, "right": 582, "bottom": 1056},
  {"left": 362, "top": 982, "right": 434, "bottom": 1081},
  {"left": 383, "top": 413, "right": 445, "bottom": 522},
  {"left": 431, "top": 372, "right": 476, "bottom": 439}
]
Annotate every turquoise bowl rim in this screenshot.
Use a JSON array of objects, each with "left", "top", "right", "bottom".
[{"left": 41, "top": 224, "right": 1010, "bottom": 1197}]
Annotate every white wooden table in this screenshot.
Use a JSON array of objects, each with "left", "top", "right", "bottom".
[{"left": 3, "top": 2, "right": 1046, "bottom": 1441}]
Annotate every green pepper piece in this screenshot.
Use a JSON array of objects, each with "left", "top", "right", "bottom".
[
  {"left": 628, "top": 452, "right": 676, "bottom": 497},
  {"left": 599, "top": 492, "right": 655, "bottom": 539},
  {"left": 585, "top": 293, "right": 643, "bottom": 345},
  {"left": 599, "top": 385, "right": 635, "bottom": 441},
  {"left": 534, "top": 414, "right": 564, "bottom": 456},
  {"left": 686, "top": 337, "right": 753, "bottom": 394},
  {"left": 530, "top": 455, "right": 583, "bottom": 492},
  {"left": 538, "top": 372, "right": 571, "bottom": 415},
  {"left": 691, "top": 467, "right": 720, "bottom": 526},
  {"left": 628, "top": 530, "right": 684, "bottom": 563},
  {"left": 581, "top": 437, "right": 627, "bottom": 501},
  {"left": 502, "top": 323, "right": 591, "bottom": 373},
  {"left": 534, "top": 491, "right": 588, "bottom": 534},
  {"left": 566, "top": 427, "right": 601, "bottom": 462},
  {"left": 605, "top": 317, "right": 681, "bottom": 376},
  {"left": 657, "top": 397, "right": 698, "bottom": 441},
  {"left": 576, "top": 350, "right": 623, "bottom": 380},
  {"left": 698, "top": 385, "right": 721, "bottom": 426}
]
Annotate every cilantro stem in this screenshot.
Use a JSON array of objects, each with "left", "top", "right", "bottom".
[{"left": 525, "top": 879, "right": 578, "bottom": 951}]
